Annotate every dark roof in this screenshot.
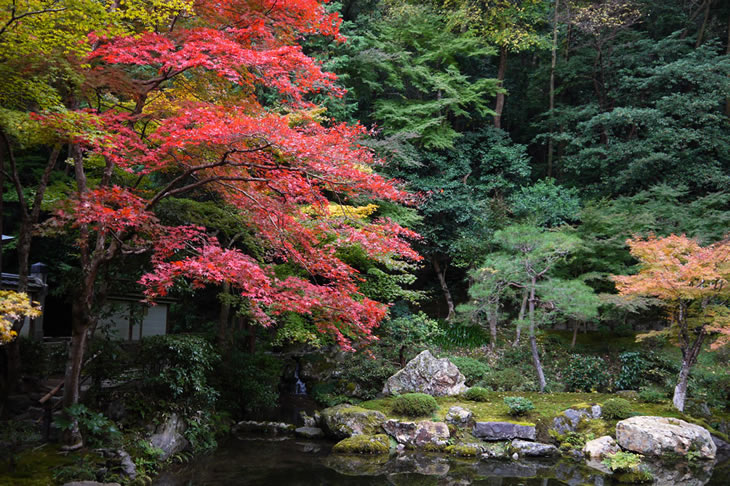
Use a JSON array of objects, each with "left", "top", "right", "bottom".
[{"left": 1, "top": 273, "right": 45, "bottom": 292}]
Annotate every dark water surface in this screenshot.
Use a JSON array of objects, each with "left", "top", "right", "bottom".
[{"left": 155, "top": 438, "right": 729, "bottom": 486}]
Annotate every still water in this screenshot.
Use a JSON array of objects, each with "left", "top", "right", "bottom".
[{"left": 155, "top": 437, "right": 729, "bottom": 486}]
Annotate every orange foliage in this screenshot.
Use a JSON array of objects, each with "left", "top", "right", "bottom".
[{"left": 612, "top": 234, "right": 730, "bottom": 349}]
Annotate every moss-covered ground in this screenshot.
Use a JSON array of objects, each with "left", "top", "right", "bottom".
[
  {"left": 0, "top": 444, "right": 82, "bottom": 486},
  {"left": 360, "top": 391, "right": 729, "bottom": 441}
]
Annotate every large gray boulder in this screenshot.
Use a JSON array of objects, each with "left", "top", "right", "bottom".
[
  {"left": 320, "top": 404, "right": 386, "bottom": 439},
  {"left": 382, "top": 350, "right": 467, "bottom": 396},
  {"left": 473, "top": 421, "right": 536, "bottom": 441},
  {"left": 511, "top": 439, "right": 558, "bottom": 457},
  {"left": 382, "top": 419, "right": 450, "bottom": 448},
  {"left": 615, "top": 416, "right": 716, "bottom": 459},
  {"left": 148, "top": 413, "right": 188, "bottom": 460},
  {"left": 582, "top": 435, "right": 620, "bottom": 460}
]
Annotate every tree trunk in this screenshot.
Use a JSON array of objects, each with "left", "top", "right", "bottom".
[
  {"left": 695, "top": 0, "right": 712, "bottom": 48},
  {"left": 432, "top": 258, "right": 455, "bottom": 321},
  {"left": 571, "top": 320, "right": 579, "bottom": 348},
  {"left": 488, "top": 307, "right": 498, "bottom": 352},
  {"left": 513, "top": 290, "right": 528, "bottom": 346},
  {"left": 528, "top": 278, "right": 546, "bottom": 392},
  {"left": 547, "top": 0, "right": 560, "bottom": 178},
  {"left": 672, "top": 324, "right": 706, "bottom": 412},
  {"left": 217, "top": 282, "right": 232, "bottom": 352},
  {"left": 725, "top": 12, "right": 730, "bottom": 117},
  {"left": 399, "top": 345, "right": 406, "bottom": 368},
  {"left": 61, "top": 301, "right": 90, "bottom": 449},
  {"left": 493, "top": 45, "right": 507, "bottom": 129},
  {"left": 6, "top": 220, "right": 33, "bottom": 392},
  {"left": 672, "top": 359, "right": 692, "bottom": 412}
]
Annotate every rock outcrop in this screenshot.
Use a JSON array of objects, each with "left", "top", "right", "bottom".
[
  {"left": 473, "top": 421, "right": 536, "bottom": 441},
  {"left": 445, "top": 406, "right": 473, "bottom": 427},
  {"left": 320, "top": 405, "right": 386, "bottom": 439},
  {"left": 615, "top": 416, "right": 716, "bottom": 460},
  {"left": 295, "top": 426, "right": 325, "bottom": 439},
  {"left": 382, "top": 419, "right": 450, "bottom": 449},
  {"left": 148, "top": 413, "right": 188, "bottom": 461},
  {"left": 582, "top": 435, "right": 620, "bottom": 460},
  {"left": 550, "top": 405, "right": 602, "bottom": 435},
  {"left": 511, "top": 439, "right": 558, "bottom": 457},
  {"left": 382, "top": 350, "right": 467, "bottom": 396}
]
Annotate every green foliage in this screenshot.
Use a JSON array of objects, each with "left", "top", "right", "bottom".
[
  {"left": 482, "top": 367, "right": 537, "bottom": 392},
  {"left": 638, "top": 387, "right": 667, "bottom": 404},
  {"left": 56, "top": 405, "right": 120, "bottom": 448},
  {"left": 340, "top": 353, "right": 399, "bottom": 400},
  {"left": 545, "top": 37, "right": 730, "bottom": 197},
  {"left": 503, "top": 396, "right": 535, "bottom": 416},
  {"left": 52, "top": 455, "right": 99, "bottom": 484},
  {"left": 311, "top": 382, "right": 353, "bottom": 408},
  {"left": 552, "top": 430, "right": 595, "bottom": 451},
  {"left": 464, "top": 386, "right": 492, "bottom": 402},
  {"left": 602, "top": 451, "right": 654, "bottom": 482},
  {"left": 183, "top": 410, "right": 230, "bottom": 454},
  {"left": 602, "top": 451, "right": 642, "bottom": 472},
  {"left": 350, "top": 3, "right": 499, "bottom": 149},
  {"left": 391, "top": 393, "right": 439, "bottom": 417},
  {"left": 449, "top": 356, "right": 490, "bottom": 386},
  {"left": 509, "top": 179, "right": 581, "bottom": 227},
  {"left": 139, "top": 335, "right": 220, "bottom": 411},
  {"left": 434, "top": 323, "right": 491, "bottom": 349},
  {"left": 602, "top": 398, "right": 633, "bottom": 420},
  {"left": 378, "top": 309, "right": 442, "bottom": 358},
  {"left": 616, "top": 352, "right": 648, "bottom": 390},
  {"left": 563, "top": 354, "right": 610, "bottom": 392},
  {"left": 217, "top": 350, "right": 283, "bottom": 415}
]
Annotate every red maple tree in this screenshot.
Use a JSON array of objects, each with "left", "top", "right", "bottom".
[{"left": 32, "top": 0, "right": 419, "bottom": 446}]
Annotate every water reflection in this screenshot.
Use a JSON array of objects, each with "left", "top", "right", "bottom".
[{"left": 154, "top": 438, "right": 726, "bottom": 486}]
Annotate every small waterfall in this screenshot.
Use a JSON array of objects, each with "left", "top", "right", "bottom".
[{"left": 293, "top": 361, "right": 307, "bottom": 395}]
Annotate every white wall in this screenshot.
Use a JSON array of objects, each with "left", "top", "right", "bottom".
[{"left": 97, "top": 301, "right": 167, "bottom": 340}]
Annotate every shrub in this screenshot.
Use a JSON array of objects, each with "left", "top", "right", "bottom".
[
  {"left": 464, "top": 386, "right": 491, "bottom": 402},
  {"left": 483, "top": 367, "right": 536, "bottom": 391},
  {"left": 392, "top": 393, "right": 439, "bottom": 417},
  {"left": 638, "top": 387, "right": 666, "bottom": 404},
  {"left": 56, "top": 404, "right": 121, "bottom": 448},
  {"left": 503, "top": 396, "right": 535, "bottom": 416},
  {"left": 602, "top": 451, "right": 642, "bottom": 472},
  {"left": 340, "top": 353, "right": 398, "bottom": 400},
  {"left": 615, "top": 352, "right": 646, "bottom": 390},
  {"left": 139, "top": 335, "right": 220, "bottom": 411},
  {"left": 218, "top": 350, "right": 283, "bottom": 415},
  {"left": 563, "top": 354, "right": 610, "bottom": 392},
  {"left": 602, "top": 451, "right": 653, "bottom": 482},
  {"left": 449, "top": 356, "right": 490, "bottom": 386},
  {"left": 602, "top": 398, "right": 633, "bottom": 420}
]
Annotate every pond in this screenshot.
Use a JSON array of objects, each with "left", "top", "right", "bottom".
[{"left": 154, "top": 437, "right": 729, "bottom": 486}]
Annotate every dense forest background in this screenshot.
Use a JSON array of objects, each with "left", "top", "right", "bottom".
[{"left": 1, "top": 0, "right": 730, "bottom": 460}]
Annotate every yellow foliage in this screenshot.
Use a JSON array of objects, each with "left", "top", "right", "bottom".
[
  {"left": 0, "top": 291, "right": 42, "bottom": 344},
  {"left": 302, "top": 203, "right": 379, "bottom": 221}
]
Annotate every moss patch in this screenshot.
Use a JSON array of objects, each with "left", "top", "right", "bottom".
[
  {"left": 360, "top": 392, "right": 729, "bottom": 441},
  {"left": 0, "top": 444, "right": 80, "bottom": 486},
  {"left": 332, "top": 434, "right": 391, "bottom": 454},
  {"left": 445, "top": 443, "right": 481, "bottom": 457}
]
